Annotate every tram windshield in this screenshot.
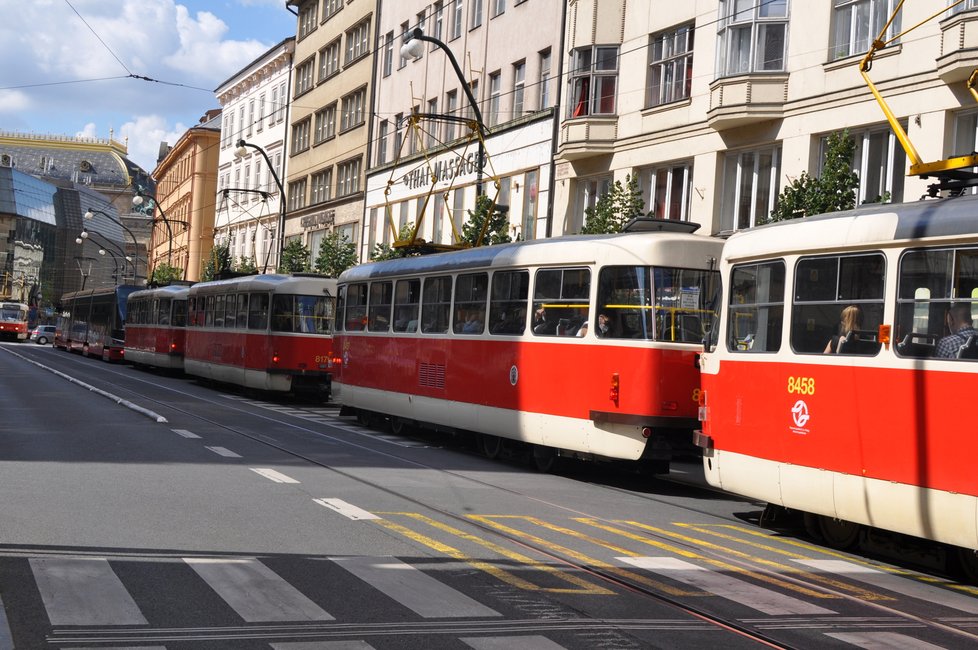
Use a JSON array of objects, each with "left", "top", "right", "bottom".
[
  {"left": 271, "top": 294, "right": 334, "bottom": 334},
  {"left": 0, "top": 304, "right": 27, "bottom": 321},
  {"left": 596, "top": 266, "right": 720, "bottom": 342}
]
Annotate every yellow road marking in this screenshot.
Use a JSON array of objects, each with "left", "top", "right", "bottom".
[
  {"left": 469, "top": 515, "right": 704, "bottom": 597},
  {"left": 374, "top": 514, "right": 611, "bottom": 594}
]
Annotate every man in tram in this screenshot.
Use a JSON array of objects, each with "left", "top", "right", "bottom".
[{"left": 936, "top": 302, "right": 978, "bottom": 358}]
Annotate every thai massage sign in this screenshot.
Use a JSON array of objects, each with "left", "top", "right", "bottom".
[{"left": 402, "top": 151, "right": 486, "bottom": 190}]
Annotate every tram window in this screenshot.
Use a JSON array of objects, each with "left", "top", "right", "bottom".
[
  {"left": 368, "top": 282, "right": 393, "bottom": 332},
  {"left": 345, "top": 283, "right": 368, "bottom": 331},
  {"left": 214, "top": 295, "right": 226, "bottom": 328},
  {"left": 454, "top": 273, "right": 488, "bottom": 335},
  {"left": 224, "top": 294, "right": 237, "bottom": 329},
  {"left": 532, "top": 268, "right": 590, "bottom": 336},
  {"left": 791, "top": 254, "right": 884, "bottom": 355},
  {"left": 422, "top": 276, "right": 452, "bottom": 334},
  {"left": 172, "top": 299, "right": 187, "bottom": 327},
  {"left": 393, "top": 279, "right": 421, "bottom": 332},
  {"left": 296, "top": 295, "right": 330, "bottom": 334},
  {"left": 489, "top": 270, "right": 529, "bottom": 335},
  {"left": 272, "top": 295, "right": 294, "bottom": 331},
  {"left": 334, "top": 286, "right": 346, "bottom": 331},
  {"left": 248, "top": 293, "right": 269, "bottom": 330},
  {"left": 727, "top": 261, "right": 785, "bottom": 353},
  {"left": 205, "top": 295, "right": 215, "bottom": 327},
  {"left": 158, "top": 298, "right": 171, "bottom": 326},
  {"left": 235, "top": 294, "right": 248, "bottom": 328}
]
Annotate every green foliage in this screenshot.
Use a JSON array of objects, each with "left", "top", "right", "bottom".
[
  {"left": 150, "top": 263, "right": 183, "bottom": 285},
  {"left": 460, "top": 194, "right": 512, "bottom": 247},
  {"left": 200, "top": 242, "right": 232, "bottom": 281},
  {"left": 767, "top": 130, "right": 859, "bottom": 223},
  {"left": 580, "top": 174, "right": 646, "bottom": 234},
  {"left": 314, "top": 230, "right": 358, "bottom": 277},
  {"left": 236, "top": 256, "right": 259, "bottom": 274},
  {"left": 278, "top": 238, "right": 311, "bottom": 273},
  {"left": 371, "top": 223, "right": 418, "bottom": 261}
]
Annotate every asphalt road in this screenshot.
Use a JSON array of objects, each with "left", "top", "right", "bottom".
[{"left": 1, "top": 341, "right": 977, "bottom": 649}]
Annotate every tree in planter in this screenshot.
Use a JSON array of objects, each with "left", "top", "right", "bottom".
[
  {"left": 314, "top": 230, "right": 358, "bottom": 277},
  {"left": 460, "top": 194, "right": 512, "bottom": 246},
  {"left": 767, "top": 129, "right": 859, "bottom": 223},
  {"left": 200, "top": 242, "right": 232, "bottom": 281},
  {"left": 278, "top": 239, "right": 311, "bottom": 273},
  {"left": 579, "top": 174, "right": 646, "bottom": 234},
  {"left": 150, "top": 262, "right": 183, "bottom": 285}
]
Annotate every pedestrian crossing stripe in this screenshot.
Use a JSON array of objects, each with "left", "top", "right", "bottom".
[{"left": 374, "top": 514, "right": 612, "bottom": 595}]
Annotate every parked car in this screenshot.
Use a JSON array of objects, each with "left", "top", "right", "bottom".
[{"left": 30, "top": 325, "right": 57, "bottom": 345}]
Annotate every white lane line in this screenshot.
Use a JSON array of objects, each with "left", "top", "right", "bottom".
[
  {"left": 250, "top": 468, "right": 300, "bottom": 484},
  {"left": 462, "top": 636, "right": 566, "bottom": 650},
  {"left": 272, "top": 641, "right": 376, "bottom": 650},
  {"left": 30, "top": 557, "right": 148, "bottom": 626},
  {"left": 205, "top": 446, "right": 241, "bottom": 458},
  {"left": 313, "top": 498, "right": 379, "bottom": 521},
  {"left": 172, "top": 428, "right": 201, "bottom": 439},
  {"left": 184, "top": 557, "right": 333, "bottom": 622},
  {"left": 619, "top": 556, "right": 835, "bottom": 616},
  {"left": 331, "top": 556, "right": 500, "bottom": 618},
  {"left": 825, "top": 631, "right": 947, "bottom": 649},
  {"left": 796, "top": 559, "right": 978, "bottom": 614}
]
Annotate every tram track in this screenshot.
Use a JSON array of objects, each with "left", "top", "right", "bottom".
[{"left": 11, "top": 345, "right": 978, "bottom": 648}]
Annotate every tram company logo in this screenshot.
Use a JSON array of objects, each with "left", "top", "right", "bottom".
[{"left": 790, "top": 399, "right": 810, "bottom": 434}]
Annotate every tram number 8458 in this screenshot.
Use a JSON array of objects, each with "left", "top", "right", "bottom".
[{"left": 787, "top": 376, "right": 816, "bottom": 395}]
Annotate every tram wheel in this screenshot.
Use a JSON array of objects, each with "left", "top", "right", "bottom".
[
  {"left": 356, "top": 410, "right": 372, "bottom": 427},
  {"left": 953, "top": 547, "right": 978, "bottom": 585},
  {"left": 481, "top": 434, "right": 503, "bottom": 460},
  {"left": 531, "top": 445, "right": 559, "bottom": 473},
  {"left": 817, "top": 515, "right": 861, "bottom": 550},
  {"left": 389, "top": 416, "right": 408, "bottom": 436}
]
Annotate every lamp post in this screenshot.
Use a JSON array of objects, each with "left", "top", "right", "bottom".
[
  {"left": 74, "top": 256, "right": 94, "bottom": 291},
  {"left": 400, "top": 27, "right": 487, "bottom": 197},
  {"left": 84, "top": 209, "right": 142, "bottom": 283},
  {"left": 132, "top": 191, "right": 175, "bottom": 267},
  {"left": 235, "top": 139, "right": 285, "bottom": 271},
  {"left": 77, "top": 231, "right": 133, "bottom": 281}
]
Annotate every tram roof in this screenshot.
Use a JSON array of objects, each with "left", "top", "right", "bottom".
[
  {"left": 188, "top": 273, "right": 336, "bottom": 295},
  {"left": 339, "top": 231, "right": 723, "bottom": 283},
  {"left": 723, "top": 192, "right": 978, "bottom": 261},
  {"left": 129, "top": 284, "right": 191, "bottom": 300}
]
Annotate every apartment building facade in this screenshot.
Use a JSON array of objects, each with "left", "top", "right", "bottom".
[
  {"left": 553, "top": 0, "right": 978, "bottom": 237},
  {"left": 285, "top": 0, "right": 375, "bottom": 265},
  {"left": 215, "top": 37, "right": 294, "bottom": 272},
  {"left": 364, "top": 0, "right": 565, "bottom": 259}
]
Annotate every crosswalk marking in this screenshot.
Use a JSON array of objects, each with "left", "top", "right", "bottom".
[
  {"left": 825, "top": 631, "right": 948, "bottom": 649},
  {"left": 314, "top": 498, "right": 380, "bottom": 520},
  {"left": 250, "top": 467, "right": 300, "bottom": 483},
  {"left": 272, "top": 642, "right": 376, "bottom": 650},
  {"left": 184, "top": 557, "right": 334, "bottom": 622},
  {"left": 462, "top": 636, "right": 567, "bottom": 649},
  {"left": 619, "top": 557, "right": 836, "bottom": 616},
  {"left": 331, "top": 556, "right": 501, "bottom": 618},
  {"left": 797, "top": 559, "right": 978, "bottom": 614},
  {"left": 172, "top": 428, "right": 200, "bottom": 438},
  {"left": 205, "top": 446, "right": 241, "bottom": 458},
  {"left": 30, "top": 557, "right": 148, "bottom": 626}
]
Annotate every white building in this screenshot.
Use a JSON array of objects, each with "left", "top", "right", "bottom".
[
  {"left": 214, "top": 37, "right": 295, "bottom": 272},
  {"left": 552, "top": 1, "right": 978, "bottom": 237},
  {"left": 364, "top": 0, "right": 565, "bottom": 258}
]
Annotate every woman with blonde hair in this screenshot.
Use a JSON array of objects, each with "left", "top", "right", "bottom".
[{"left": 824, "top": 305, "right": 862, "bottom": 354}]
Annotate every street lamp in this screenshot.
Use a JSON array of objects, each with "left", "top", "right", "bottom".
[
  {"left": 78, "top": 230, "right": 133, "bottom": 280},
  {"left": 400, "top": 27, "right": 487, "bottom": 197},
  {"left": 85, "top": 208, "right": 142, "bottom": 283},
  {"left": 235, "top": 139, "right": 285, "bottom": 270},
  {"left": 132, "top": 191, "right": 175, "bottom": 267},
  {"left": 97, "top": 248, "right": 120, "bottom": 284}
]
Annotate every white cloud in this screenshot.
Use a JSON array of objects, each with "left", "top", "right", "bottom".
[
  {"left": 0, "top": 90, "right": 31, "bottom": 114},
  {"left": 117, "top": 115, "right": 190, "bottom": 172},
  {"left": 164, "top": 6, "right": 268, "bottom": 81}
]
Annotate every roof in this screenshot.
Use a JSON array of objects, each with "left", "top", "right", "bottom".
[{"left": 0, "top": 133, "right": 151, "bottom": 189}]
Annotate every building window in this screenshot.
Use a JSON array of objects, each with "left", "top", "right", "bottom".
[
  {"left": 311, "top": 169, "right": 332, "bottom": 205},
  {"left": 415, "top": 11, "right": 427, "bottom": 59},
  {"left": 278, "top": 82, "right": 287, "bottom": 122},
  {"left": 573, "top": 176, "right": 612, "bottom": 233},
  {"left": 427, "top": 99, "right": 438, "bottom": 148},
  {"left": 513, "top": 61, "right": 525, "bottom": 116},
  {"left": 340, "top": 88, "right": 366, "bottom": 132},
  {"left": 337, "top": 157, "right": 362, "bottom": 197},
  {"left": 399, "top": 21, "right": 410, "bottom": 68},
  {"left": 319, "top": 39, "right": 341, "bottom": 81},
  {"left": 298, "top": 3, "right": 317, "bottom": 39},
  {"left": 487, "top": 71, "right": 502, "bottom": 126},
  {"left": 382, "top": 31, "right": 394, "bottom": 77},
  {"left": 377, "top": 119, "right": 389, "bottom": 165},
  {"left": 717, "top": 0, "right": 789, "bottom": 76},
  {"left": 269, "top": 86, "right": 277, "bottom": 127},
  {"left": 291, "top": 118, "right": 311, "bottom": 154},
  {"left": 492, "top": 0, "right": 505, "bottom": 18},
  {"left": 254, "top": 160, "right": 262, "bottom": 201},
  {"left": 288, "top": 178, "right": 307, "bottom": 211},
  {"left": 649, "top": 23, "right": 694, "bottom": 107},
  {"left": 831, "top": 0, "right": 901, "bottom": 61},
  {"left": 323, "top": 0, "right": 342, "bottom": 21},
  {"left": 539, "top": 49, "right": 551, "bottom": 109},
  {"left": 647, "top": 163, "right": 692, "bottom": 220},
  {"left": 295, "top": 58, "right": 315, "bottom": 96},
  {"left": 247, "top": 99, "right": 255, "bottom": 136},
  {"left": 337, "top": 222, "right": 357, "bottom": 249},
  {"left": 568, "top": 46, "right": 619, "bottom": 117},
  {"left": 522, "top": 169, "right": 538, "bottom": 240},
  {"left": 445, "top": 91, "right": 458, "bottom": 141},
  {"left": 821, "top": 124, "right": 906, "bottom": 204},
  {"left": 257, "top": 94, "right": 265, "bottom": 132},
  {"left": 314, "top": 104, "right": 337, "bottom": 144},
  {"left": 346, "top": 18, "right": 370, "bottom": 65},
  {"left": 394, "top": 113, "right": 404, "bottom": 155},
  {"left": 720, "top": 144, "right": 782, "bottom": 232},
  {"left": 451, "top": 0, "right": 464, "bottom": 40},
  {"left": 433, "top": 1, "right": 444, "bottom": 41},
  {"left": 470, "top": 0, "right": 483, "bottom": 29}
]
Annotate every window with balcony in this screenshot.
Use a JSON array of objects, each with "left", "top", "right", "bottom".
[
  {"left": 716, "top": 0, "right": 788, "bottom": 76},
  {"left": 720, "top": 144, "right": 782, "bottom": 232},
  {"left": 319, "top": 39, "right": 341, "bottom": 81},
  {"left": 649, "top": 23, "right": 693, "bottom": 107},
  {"left": 831, "top": 0, "right": 901, "bottom": 60},
  {"left": 314, "top": 104, "right": 336, "bottom": 144},
  {"left": 568, "top": 46, "right": 619, "bottom": 117},
  {"left": 951, "top": 0, "right": 978, "bottom": 13},
  {"left": 346, "top": 19, "right": 370, "bottom": 65},
  {"left": 340, "top": 88, "right": 366, "bottom": 132}
]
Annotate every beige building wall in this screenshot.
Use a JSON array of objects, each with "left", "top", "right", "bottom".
[
  {"left": 285, "top": 0, "right": 375, "bottom": 267},
  {"left": 150, "top": 115, "right": 220, "bottom": 281},
  {"left": 554, "top": 1, "right": 978, "bottom": 237}
]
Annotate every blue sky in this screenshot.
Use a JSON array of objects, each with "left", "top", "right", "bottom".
[{"left": 0, "top": 0, "right": 297, "bottom": 172}]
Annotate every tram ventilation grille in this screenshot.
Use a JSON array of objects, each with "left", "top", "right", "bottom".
[{"left": 418, "top": 362, "right": 446, "bottom": 389}]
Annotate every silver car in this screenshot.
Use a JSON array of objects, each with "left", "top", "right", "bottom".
[{"left": 30, "top": 325, "right": 56, "bottom": 345}]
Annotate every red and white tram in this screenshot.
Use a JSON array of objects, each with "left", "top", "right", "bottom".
[
  {"left": 334, "top": 222, "right": 723, "bottom": 471},
  {"left": 696, "top": 195, "right": 978, "bottom": 574},
  {"left": 0, "top": 301, "right": 29, "bottom": 341},
  {"left": 184, "top": 274, "right": 337, "bottom": 396},
  {"left": 57, "top": 285, "right": 140, "bottom": 361},
  {"left": 125, "top": 285, "right": 190, "bottom": 370}
]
